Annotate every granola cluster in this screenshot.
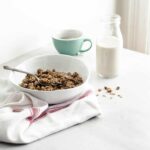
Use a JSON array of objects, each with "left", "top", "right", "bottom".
[{"left": 20, "top": 69, "right": 83, "bottom": 91}]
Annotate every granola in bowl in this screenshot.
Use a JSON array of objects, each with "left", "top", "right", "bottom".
[{"left": 20, "top": 69, "right": 83, "bottom": 91}]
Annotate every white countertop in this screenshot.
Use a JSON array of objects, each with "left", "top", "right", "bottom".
[{"left": 0, "top": 47, "right": 150, "bottom": 150}]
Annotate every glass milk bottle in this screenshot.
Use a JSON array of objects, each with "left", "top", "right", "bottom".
[{"left": 96, "top": 14, "right": 123, "bottom": 78}]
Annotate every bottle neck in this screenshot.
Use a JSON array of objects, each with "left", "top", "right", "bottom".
[
  {"left": 101, "top": 22, "right": 121, "bottom": 37},
  {"left": 98, "top": 14, "right": 123, "bottom": 47},
  {"left": 100, "top": 14, "right": 121, "bottom": 35}
]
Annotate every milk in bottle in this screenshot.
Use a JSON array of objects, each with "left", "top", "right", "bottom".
[{"left": 96, "top": 15, "right": 123, "bottom": 78}]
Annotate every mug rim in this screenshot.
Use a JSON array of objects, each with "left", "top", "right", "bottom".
[{"left": 52, "top": 29, "right": 83, "bottom": 41}]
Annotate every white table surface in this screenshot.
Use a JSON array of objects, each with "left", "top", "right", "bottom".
[{"left": 0, "top": 46, "right": 150, "bottom": 150}]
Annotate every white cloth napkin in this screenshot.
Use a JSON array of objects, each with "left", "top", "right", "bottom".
[{"left": 0, "top": 79, "right": 101, "bottom": 144}]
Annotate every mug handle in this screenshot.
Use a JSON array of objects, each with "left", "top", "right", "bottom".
[{"left": 79, "top": 39, "right": 92, "bottom": 52}]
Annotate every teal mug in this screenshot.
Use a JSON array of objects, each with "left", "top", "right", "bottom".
[{"left": 52, "top": 29, "right": 92, "bottom": 56}]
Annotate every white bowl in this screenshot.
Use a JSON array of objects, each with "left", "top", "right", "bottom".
[{"left": 9, "top": 54, "right": 90, "bottom": 104}]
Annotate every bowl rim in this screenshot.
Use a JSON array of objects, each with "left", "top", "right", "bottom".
[{"left": 9, "top": 54, "right": 90, "bottom": 93}]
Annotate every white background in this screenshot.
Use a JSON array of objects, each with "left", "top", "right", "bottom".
[{"left": 0, "top": 0, "right": 116, "bottom": 64}]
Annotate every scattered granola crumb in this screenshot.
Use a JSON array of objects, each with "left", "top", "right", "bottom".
[
  {"left": 13, "top": 108, "right": 23, "bottom": 112},
  {"left": 116, "top": 86, "right": 120, "bottom": 90},
  {"left": 98, "top": 88, "right": 102, "bottom": 92},
  {"left": 106, "top": 88, "right": 112, "bottom": 93},
  {"left": 104, "top": 86, "right": 108, "bottom": 90},
  {"left": 110, "top": 93, "right": 115, "bottom": 95},
  {"left": 117, "top": 94, "right": 123, "bottom": 98},
  {"left": 97, "top": 86, "right": 123, "bottom": 99}
]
